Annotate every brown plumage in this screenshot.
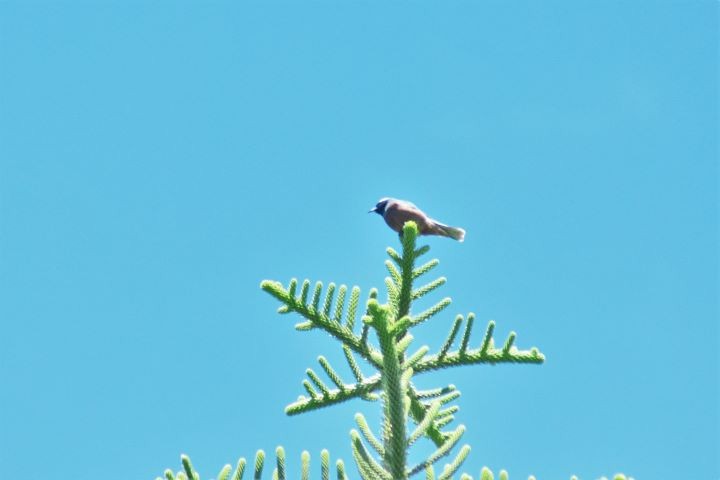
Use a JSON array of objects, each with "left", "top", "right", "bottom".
[{"left": 369, "top": 197, "right": 465, "bottom": 242}]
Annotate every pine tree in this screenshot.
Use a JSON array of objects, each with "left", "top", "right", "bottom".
[{"left": 158, "top": 222, "right": 631, "bottom": 480}]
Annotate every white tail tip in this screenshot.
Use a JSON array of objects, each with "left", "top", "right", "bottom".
[{"left": 438, "top": 224, "right": 465, "bottom": 242}]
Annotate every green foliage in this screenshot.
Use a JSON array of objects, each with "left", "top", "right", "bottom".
[
  {"left": 161, "top": 451, "right": 634, "bottom": 480},
  {"left": 158, "top": 221, "right": 631, "bottom": 479}
]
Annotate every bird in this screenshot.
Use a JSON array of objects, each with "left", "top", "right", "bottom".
[{"left": 369, "top": 197, "right": 465, "bottom": 242}]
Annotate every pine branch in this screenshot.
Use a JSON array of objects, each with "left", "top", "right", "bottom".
[
  {"left": 286, "top": 373, "right": 382, "bottom": 415},
  {"left": 320, "top": 450, "right": 330, "bottom": 480},
  {"left": 284, "top": 289, "right": 472, "bottom": 417},
  {"left": 322, "top": 283, "right": 337, "bottom": 319},
  {"left": 385, "top": 276, "right": 400, "bottom": 313},
  {"left": 260, "top": 280, "right": 383, "bottom": 370},
  {"left": 335, "top": 460, "right": 348, "bottom": 480},
  {"left": 274, "top": 447, "right": 286, "bottom": 480},
  {"left": 385, "top": 260, "right": 402, "bottom": 287},
  {"left": 355, "top": 413, "right": 385, "bottom": 456},
  {"left": 232, "top": 459, "right": 246, "bottom": 480},
  {"left": 408, "top": 388, "right": 445, "bottom": 447},
  {"left": 412, "top": 277, "right": 447, "bottom": 300},
  {"left": 437, "top": 405, "right": 459, "bottom": 420},
  {"left": 217, "top": 464, "right": 232, "bottom": 480},
  {"left": 425, "top": 465, "right": 436, "bottom": 480},
  {"left": 300, "top": 452, "right": 310, "bottom": 480},
  {"left": 181, "top": 456, "right": 198, "bottom": 480},
  {"left": 412, "top": 258, "right": 439, "bottom": 279},
  {"left": 408, "top": 400, "right": 441, "bottom": 446},
  {"left": 351, "top": 431, "right": 392, "bottom": 480},
  {"left": 407, "top": 386, "right": 458, "bottom": 448},
  {"left": 167, "top": 451, "right": 358, "bottom": 480},
  {"left": 459, "top": 313, "right": 474, "bottom": 355},
  {"left": 333, "top": 285, "right": 347, "bottom": 323},
  {"left": 307, "top": 368, "right": 331, "bottom": 397},
  {"left": 410, "top": 297, "right": 452, "bottom": 327},
  {"left": 318, "top": 356, "right": 346, "bottom": 391},
  {"left": 289, "top": 336, "right": 504, "bottom": 417},
  {"left": 438, "top": 315, "right": 463, "bottom": 360},
  {"left": 437, "top": 445, "right": 471, "bottom": 480},
  {"left": 343, "top": 346, "right": 365, "bottom": 383},
  {"left": 405, "top": 345, "right": 429, "bottom": 370},
  {"left": 254, "top": 450, "right": 265, "bottom": 480},
  {"left": 434, "top": 415, "right": 455, "bottom": 430},
  {"left": 406, "top": 425, "right": 466, "bottom": 477},
  {"left": 160, "top": 448, "right": 633, "bottom": 478},
  {"left": 414, "top": 244, "right": 431, "bottom": 260},
  {"left": 416, "top": 320, "right": 544, "bottom": 373},
  {"left": 346, "top": 287, "right": 361, "bottom": 330},
  {"left": 414, "top": 384, "right": 457, "bottom": 400}
]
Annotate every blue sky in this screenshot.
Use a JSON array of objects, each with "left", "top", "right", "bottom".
[{"left": 0, "top": 2, "right": 717, "bottom": 479}]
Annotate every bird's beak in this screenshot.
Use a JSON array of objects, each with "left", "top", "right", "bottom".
[{"left": 368, "top": 207, "right": 377, "bottom": 213}]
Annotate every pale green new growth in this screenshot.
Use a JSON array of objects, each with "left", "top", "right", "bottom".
[{"left": 159, "top": 221, "right": 630, "bottom": 479}]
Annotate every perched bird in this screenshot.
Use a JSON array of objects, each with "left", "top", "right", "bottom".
[{"left": 369, "top": 197, "right": 465, "bottom": 242}]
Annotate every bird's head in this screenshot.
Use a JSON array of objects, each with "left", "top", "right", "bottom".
[{"left": 369, "top": 198, "right": 390, "bottom": 215}]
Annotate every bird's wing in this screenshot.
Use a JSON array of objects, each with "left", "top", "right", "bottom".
[
  {"left": 389, "top": 201, "right": 429, "bottom": 225},
  {"left": 392, "top": 201, "right": 423, "bottom": 217}
]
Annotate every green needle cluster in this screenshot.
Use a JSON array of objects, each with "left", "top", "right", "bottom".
[{"left": 157, "top": 221, "right": 631, "bottom": 480}]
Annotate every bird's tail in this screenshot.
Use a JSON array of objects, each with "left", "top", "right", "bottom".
[{"left": 433, "top": 222, "right": 466, "bottom": 242}]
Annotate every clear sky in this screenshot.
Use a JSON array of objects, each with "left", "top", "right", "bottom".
[{"left": 0, "top": 2, "right": 717, "bottom": 479}]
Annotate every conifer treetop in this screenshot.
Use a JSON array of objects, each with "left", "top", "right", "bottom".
[
  {"left": 260, "top": 221, "right": 544, "bottom": 478},
  {"left": 260, "top": 222, "right": 543, "bottom": 417},
  {"left": 158, "top": 221, "right": 631, "bottom": 479}
]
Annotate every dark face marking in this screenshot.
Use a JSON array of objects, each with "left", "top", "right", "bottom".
[{"left": 372, "top": 199, "right": 389, "bottom": 215}]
